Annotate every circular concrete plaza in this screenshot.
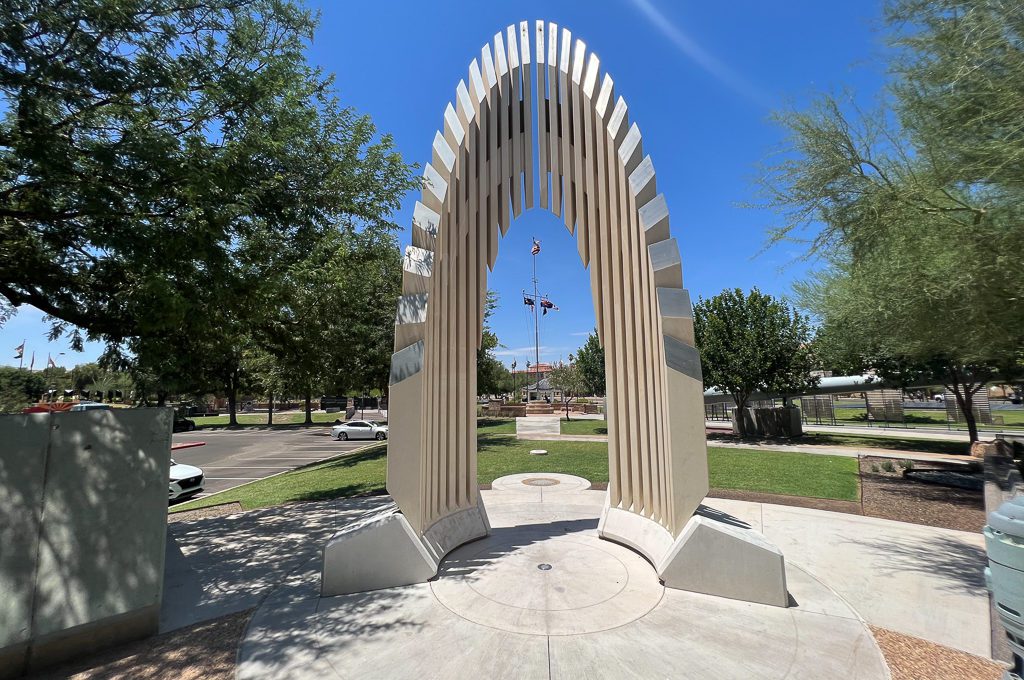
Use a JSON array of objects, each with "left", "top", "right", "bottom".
[{"left": 237, "top": 480, "right": 889, "bottom": 679}]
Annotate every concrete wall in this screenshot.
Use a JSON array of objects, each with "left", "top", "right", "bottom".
[{"left": 0, "top": 408, "right": 172, "bottom": 678}]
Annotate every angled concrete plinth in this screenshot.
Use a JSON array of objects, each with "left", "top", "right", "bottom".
[
  {"left": 600, "top": 502, "right": 789, "bottom": 607},
  {"left": 321, "top": 500, "right": 489, "bottom": 596},
  {"left": 658, "top": 514, "right": 788, "bottom": 607}
]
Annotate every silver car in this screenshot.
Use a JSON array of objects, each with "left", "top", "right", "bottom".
[{"left": 332, "top": 420, "right": 388, "bottom": 441}]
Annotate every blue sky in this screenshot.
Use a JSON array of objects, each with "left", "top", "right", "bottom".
[{"left": 1, "top": 0, "right": 889, "bottom": 368}]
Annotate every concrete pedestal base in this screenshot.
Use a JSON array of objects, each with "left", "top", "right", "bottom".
[
  {"left": 321, "top": 500, "right": 489, "bottom": 596},
  {"left": 599, "top": 502, "right": 789, "bottom": 607}
]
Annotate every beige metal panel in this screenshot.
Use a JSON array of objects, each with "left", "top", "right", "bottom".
[
  {"left": 402, "top": 245, "right": 432, "bottom": 296},
  {"left": 443, "top": 103, "right": 465, "bottom": 153},
  {"left": 394, "top": 293, "right": 428, "bottom": 352},
  {"left": 657, "top": 287, "right": 695, "bottom": 345},
  {"left": 570, "top": 39, "right": 588, "bottom": 252},
  {"left": 385, "top": 347, "right": 425, "bottom": 532},
  {"left": 455, "top": 80, "right": 475, "bottom": 130},
  {"left": 638, "top": 193, "right": 670, "bottom": 244},
  {"left": 558, "top": 28, "right": 574, "bottom": 231},
  {"left": 649, "top": 238, "right": 684, "bottom": 289},
  {"left": 618, "top": 122, "right": 644, "bottom": 176},
  {"left": 618, "top": 126, "right": 654, "bottom": 517},
  {"left": 534, "top": 21, "right": 548, "bottom": 210},
  {"left": 422, "top": 163, "right": 448, "bottom": 214},
  {"left": 482, "top": 44, "right": 500, "bottom": 271},
  {"left": 520, "top": 21, "right": 535, "bottom": 210},
  {"left": 578, "top": 51, "right": 600, "bottom": 271},
  {"left": 412, "top": 201, "right": 439, "bottom": 251},
  {"left": 591, "top": 72, "right": 614, "bottom": 348},
  {"left": 432, "top": 131, "right": 456, "bottom": 176},
  {"left": 662, "top": 336, "right": 710, "bottom": 533},
  {"left": 494, "top": 31, "right": 511, "bottom": 236},
  {"left": 629, "top": 155, "right": 657, "bottom": 207},
  {"left": 506, "top": 25, "right": 523, "bottom": 218},
  {"left": 547, "top": 22, "right": 561, "bottom": 215}
]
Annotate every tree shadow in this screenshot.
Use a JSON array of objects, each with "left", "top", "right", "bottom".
[{"left": 846, "top": 534, "right": 988, "bottom": 597}]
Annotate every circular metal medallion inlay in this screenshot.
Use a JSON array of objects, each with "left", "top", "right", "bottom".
[
  {"left": 522, "top": 477, "right": 559, "bottom": 487},
  {"left": 537, "top": 563, "right": 553, "bottom": 571}
]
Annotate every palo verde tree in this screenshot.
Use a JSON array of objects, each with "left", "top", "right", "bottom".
[
  {"left": 759, "top": 0, "right": 1024, "bottom": 441},
  {"left": 693, "top": 288, "right": 818, "bottom": 437}
]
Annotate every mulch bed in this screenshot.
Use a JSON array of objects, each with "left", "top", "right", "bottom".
[
  {"left": 29, "top": 609, "right": 253, "bottom": 680},
  {"left": 708, "top": 488, "right": 861, "bottom": 515},
  {"left": 860, "top": 456, "right": 985, "bottom": 532},
  {"left": 871, "top": 626, "right": 1005, "bottom": 680}
]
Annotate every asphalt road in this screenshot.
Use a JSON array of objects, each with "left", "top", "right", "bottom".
[{"left": 170, "top": 427, "right": 375, "bottom": 502}]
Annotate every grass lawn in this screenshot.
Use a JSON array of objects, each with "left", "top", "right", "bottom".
[
  {"left": 477, "top": 418, "right": 516, "bottom": 434},
  {"left": 172, "top": 436, "right": 859, "bottom": 513},
  {"left": 560, "top": 418, "right": 608, "bottom": 435},
  {"left": 191, "top": 412, "right": 354, "bottom": 427},
  {"left": 707, "top": 448, "right": 858, "bottom": 500}
]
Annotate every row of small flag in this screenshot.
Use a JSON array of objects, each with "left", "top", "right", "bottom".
[{"left": 14, "top": 342, "right": 58, "bottom": 369}]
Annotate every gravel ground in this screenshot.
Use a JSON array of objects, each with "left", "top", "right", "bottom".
[
  {"left": 28, "top": 610, "right": 252, "bottom": 680},
  {"left": 860, "top": 456, "right": 986, "bottom": 532},
  {"left": 167, "top": 501, "right": 243, "bottom": 523},
  {"left": 871, "top": 626, "right": 1005, "bottom": 680}
]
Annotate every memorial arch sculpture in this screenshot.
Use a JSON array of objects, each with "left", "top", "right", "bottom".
[{"left": 322, "top": 21, "right": 787, "bottom": 607}]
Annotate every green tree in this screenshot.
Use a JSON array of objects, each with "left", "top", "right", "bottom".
[
  {"left": 548, "top": 356, "right": 586, "bottom": 421},
  {"left": 477, "top": 291, "right": 512, "bottom": 397},
  {"left": 0, "top": 365, "right": 45, "bottom": 412},
  {"left": 693, "top": 289, "right": 818, "bottom": 437},
  {"left": 759, "top": 0, "right": 1024, "bottom": 441},
  {"left": 0, "top": 0, "right": 415, "bottom": 352},
  {"left": 574, "top": 329, "right": 605, "bottom": 397}
]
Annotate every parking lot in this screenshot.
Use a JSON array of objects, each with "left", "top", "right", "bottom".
[{"left": 170, "top": 427, "right": 373, "bottom": 501}]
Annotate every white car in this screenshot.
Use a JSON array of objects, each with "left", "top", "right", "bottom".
[
  {"left": 332, "top": 420, "right": 388, "bottom": 441},
  {"left": 169, "top": 459, "right": 204, "bottom": 501}
]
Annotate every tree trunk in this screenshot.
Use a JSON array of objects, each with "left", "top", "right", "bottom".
[
  {"left": 156, "top": 391, "right": 167, "bottom": 407},
  {"left": 304, "top": 391, "right": 313, "bottom": 425},
  {"left": 565, "top": 396, "right": 571, "bottom": 421},
  {"left": 227, "top": 369, "right": 238, "bottom": 427},
  {"left": 733, "top": 396, "right": 748, "bottom": 438},
  {"left": 946, "top": 367, "right": 983, "bottom": 443},
  {"left": 267, "top": 392, "right": 274, "bottom": 426}
]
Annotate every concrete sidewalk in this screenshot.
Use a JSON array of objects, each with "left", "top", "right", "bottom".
[{"left": 163, "top": 490, "right": 989, "bottom": 660}]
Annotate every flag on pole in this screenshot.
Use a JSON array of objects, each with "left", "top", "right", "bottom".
[
  {"left": 28, "top": 351, "right": 34, "bottom": 371},
  {"left": 531, "top": 239, "right": 541, "bottom": 255},
  {"left": 47, "top": 354, "right": 56, "bottom": 368},
  {"left": 523, "top": 296, "right": 535, "bottom": 306},
  {"left": 14, "top": 341, "right": 24, "bottom": 360}
]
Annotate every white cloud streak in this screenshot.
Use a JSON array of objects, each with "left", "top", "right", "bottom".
[{"left": 625, "top": 0, "right": 771, "bottom": 107}]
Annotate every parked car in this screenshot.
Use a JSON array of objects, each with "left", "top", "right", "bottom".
[
  {"left": 69, "top": 402, "right": 112, "bottom": 411},
  {"left": 173, "top": 416, "right": 196, "bottom": 432},
  {"left": 169, "top": 459, "right": 204, "bottom": 501},
  {"left": 331, "top": 420, "right": 388, "bottom": 441}
]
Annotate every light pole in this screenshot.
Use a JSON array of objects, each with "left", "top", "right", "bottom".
[
  {"left": 526, "top": 360, "right": 532, "bottom": 403},
  {"left": 511, "top": 360, "right": 517, "bottom": 403}
]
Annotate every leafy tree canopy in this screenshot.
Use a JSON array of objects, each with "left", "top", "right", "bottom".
[
  {"left": 693, "top": 288, "right": 817, "bottom": 435},
  {"left": 0, "top": 0, "right": 415, "bottom": 347},
  {"left": 574, "top": 328, "right": 605, "bottom": 397}
]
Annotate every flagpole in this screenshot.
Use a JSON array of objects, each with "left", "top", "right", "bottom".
[
  {"left": 533, "top": 239, "right": 540, "bottom": 404},
  {"left": 19, "top": 339, "right": 24, "bottom": 369}
]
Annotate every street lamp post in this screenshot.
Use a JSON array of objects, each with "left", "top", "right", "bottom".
[{"left": 511, "top": 360, "right": 517, "bottom": 403}]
